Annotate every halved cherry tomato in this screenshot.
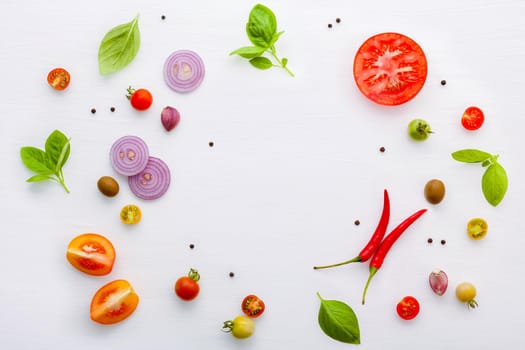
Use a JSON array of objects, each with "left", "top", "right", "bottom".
[
  {"left": 47, "top": 68, "right": 71, "bottom": 90},
  {"left": 353, "top": 32, "right": 427, "bottom": 106},
  {"left": 461, "top": 106, "right": 484, "bottom": 130},
  {"left": 467, "top": 218, "right": 488, "bottom": 240},
  {"left": 66, "top": 233, "right": 115, "bottom": 276},
  {"left": 241, "top": 294, "right": 265, "bottom": 318},
  {"left": 127, "top": 86, "right": 153, "bottom": 111},
  {"left": 174, "top": 268, "right": 200, "bottom": 301},
  {"left": 120, "top": 204, "right": 142, "bottom": 224},
  {"left": 90, "top": 279, "right": 139, "bottom": 325},
  {"left": 396, "top": 296, "right": 420, "bottom": 320}
]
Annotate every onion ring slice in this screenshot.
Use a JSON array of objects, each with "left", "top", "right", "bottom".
[
  {"left": 163, "top": 50, "right": 205, "bottom": 93},
  {"left": 128, "top": 157, "right": 171, "bottom": 200},
  {"left": 110, "top": 135, "right": 149, "bottom": 176}
]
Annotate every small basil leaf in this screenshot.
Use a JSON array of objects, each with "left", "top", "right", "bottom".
[
  {"left": 270, "top": 30, "right": 284, "bottom": 47},
  {"left": 45, "top": 130, "right": 69, "bottom": 167},
  {"left": 98, "top": 14, "right": 140, "bottom": 75},
  {"left": 20, "top": 147, "right": 55, "bottom": 175},
  {"left": 317, "top": 293, "right": 360, "bottom": 344},
  {"left": 55, "top": 138, "right": 71, "bottom": 172},
  {"left": 482, "top": 162, "right": 508, "bottom": 206},
  {"left": 27, "top": 174, "right": 55, "bottom": 183},
  {"left": 229, "top": 45, "right": 266, "bottom": 59},
  {"left": 481, "top": 159, "right": 491, "bottom": 167},
  {"left": 246, "top": 4, "right": 277, "bottom": 47},
  {"left": 452, "top": 149, "right": 492, "bottom": 163},
  {"left": 249, "top": 57, "right": 273, "bottom": 70},
  {"left": 282, "top": 57, "right": 288, "bottom": 67}
]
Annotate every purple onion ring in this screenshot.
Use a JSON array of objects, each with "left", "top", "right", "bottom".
[
  {"left": 163, "top": 50, "right": 205, "bottom": 93},
  {"left": 128, "top": 157, "right": 171, "bottom": 200},
  {"left": 110, "top": 135, "right": 149, "bottom": 176}
]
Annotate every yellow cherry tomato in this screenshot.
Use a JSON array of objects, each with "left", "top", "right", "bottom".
[
  {"left": 120, "top": 204, "right": 142, "bottom": 224},
  {"left": 467, "top": 218, "right": 488, "bottom": 240}
]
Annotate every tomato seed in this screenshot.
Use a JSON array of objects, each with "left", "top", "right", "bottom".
[
  {"left": 354, "top": 220, "right": 360, "bottom": 226},
  {"left": 91, "top": 108, "right": 96, "bottom": 114},
  {"left": 427, "top": 238, "right": 433, "bottom": 244}
]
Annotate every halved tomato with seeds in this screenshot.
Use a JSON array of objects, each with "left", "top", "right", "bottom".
[
  {"left": 353, "top": 32, "right": 427, "bottom": 106},
  {"left": 47, "top": 68, "right": 71, "bottom": 90},
  {"left": 66, "top": 233, "right": 115, "bottom": 276},
  {"left": 90, "top": 279, "right": 139, "bottom": 325},
  {"left": 241, "top": 294, "right": 265, "bottom": 318},
  {"left": 461, "top": 106, "right": 485, "bottom": 130}
]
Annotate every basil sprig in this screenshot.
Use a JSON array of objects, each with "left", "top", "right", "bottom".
[
  {"left": 98, "top": 14, "right": 140, "bottom": 75},
  {"left": 230, "top": 4, "right": 294, "bottom": 76},
  {"left": 452, "top": 149, "right": 508, "bottom": 206},
  {"left": 20, "top": 130, "right": 71, "bottom": 193},
  {"left": 316, "top": 293, "right": 360, "bottom": 344}
]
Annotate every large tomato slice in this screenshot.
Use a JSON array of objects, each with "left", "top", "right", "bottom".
[
  {"left": 66, "top": 233, "right": 115, "bottom": 276},
  {"left": 90, "top": 279, "right": 139, "bottom": 325},
  {"left": 353, "top": 32, "right": 427, "bottom": 106}
]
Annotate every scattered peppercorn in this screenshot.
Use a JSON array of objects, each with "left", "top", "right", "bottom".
[
  {"left": 354, "top": 220, "right": 360, "bottom": 226},
  {"left": 440, "top": 80, "right": 446, "bottom": 86},
  {"left": 189, "top": 243, "right": 195, "bottom": 249},
  {"left": 440, "top": 239, "right": 446, "bottom": 245},
  {"left": 427, "top": 238, "right": 433, "bottom": 244},
  {"left": 379, "top": 146, "right": 386, "bottom": 153},
  {"left": 161, "top": 15, "right": 166, "bottom": 20},
  {"left": 90, "top": 108, "right": 96, "bottom": 114},
  {"left": 229, "top": 272, "right": 235, "bottom": 278},
  {"left": 328, "top": 23, "right": 333, "bottom": 28},
  {"left": 110, "top": 107, "right": 116, "bottom": 112},
  {"left": 209, "top": 141, "right": 214, "bottom": 147},
  {"left": 336, "top": 18, "right": 341, "bottom": 23}
]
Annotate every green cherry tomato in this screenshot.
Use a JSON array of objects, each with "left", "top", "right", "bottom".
[
  {"left": 456, "top": 282, "right": 478, "bottom": 309},
  {"left": 222, "top": 315, "right": 255, "bottom": 339},
  {"left": 408, "top": 119, "right": 432, "bottom": 141},
  {"left": 467, "top": 218, "right": 488, "bottom": 240}
]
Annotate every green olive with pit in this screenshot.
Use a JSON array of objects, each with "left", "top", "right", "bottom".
[
  {"left": 97, "top": 176, "right": 120, "bottom": 197},
  {"left": 424, "top": 179, "right": 445, "bottom": 204}
]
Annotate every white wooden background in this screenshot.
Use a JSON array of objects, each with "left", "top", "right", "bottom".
[{"left": 1, "top": 0, "right": 524, "bottom": 349}]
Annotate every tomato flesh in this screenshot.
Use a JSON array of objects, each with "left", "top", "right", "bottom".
[
  {"left": 47, "top": 68, "right": 70, "bottom": 90},
  {"left": 66, "top": 233, "right": 115, "bottom": 276},
  {"left": 461, "top": 106, "right": 484, "bottom": 130},
  {"left": 90, "top": 279, "right": 139, "bottom": 325},
  {"left": 353, "top": 32, "right": 427, "bottom": 105},
  {"left": 396, "top": 296, "right": 420, "bottom": 320},
  {"left": 241, "top": 294, "right": 265, "bottom": 318}
]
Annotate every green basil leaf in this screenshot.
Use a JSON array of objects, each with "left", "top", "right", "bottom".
[
  {"left": 281, "top": 57, "right": 288, "bottom": 67},
  {"left": 20, "top": 147, "right": 55, "bottom": 175},
  {"left": 27, "top": 174, "right": 55, "bottom": 183},
  {"left": 55, "top": 138, "right": 71, "bottom": 172},
  {"left": 98, "top": 14, "right": 140, "bottom": 75},
  {"left": 249, "top": 57, "right": 273, "bottom": 70},
  {"left": 45, "top": 130, "right": 69, "bottom": 167},
  {"left": 317, "top": 293, "right": 360, "bottom": 344},
  {"left": 229, "top": 45, "right": 266, "bottom": 59},
  {"left": 246, "top": 4, "right": 277, "bottom": 47},
  {"left": 482, "top": 162, "right": 508, "bottom": 206},
  {"left": 269, "top": 30, "right": 284, "bottom": 47},
  {"left": 452, "top": 149, "right": 492, "bottom": 163}
]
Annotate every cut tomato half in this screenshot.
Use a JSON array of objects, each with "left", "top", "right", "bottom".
[
  {"left": 461, "top": 106, "right": 484, "bottom": 130},
  {"left": 353, "top": 32, "right": 427, "bottom": 106},
  {"left": 66, "top": 233, "right": 115, "bottom": 276},
  {"left": 90, "top": 279, "right": 139, "bottom": 325},
  {"left": 47, "top": 68, "right": 70, "bottom": 90}
]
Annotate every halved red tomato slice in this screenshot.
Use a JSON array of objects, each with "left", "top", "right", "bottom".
[
  {"left": 353, "top": 32, "right": 427, "bottom": 106},
  {"left": 66, "top": 233, "right": 115, "bottom": 276},
  {"left": 47, "top": 68, "right": 71, "bottom": 90},
  {"left": 461, "top": 106, "right": 484, "bottom": 130},
  {"left": 90, "top": 279, "right": 139, "bottom": 325}
]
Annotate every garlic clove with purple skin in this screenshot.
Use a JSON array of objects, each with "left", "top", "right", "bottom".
[
  {"left": 429, "top": 269, "right": 448, "bottom": 296},
  {"left": 161, "top": 106, "right": 180, "bottom": 132}
]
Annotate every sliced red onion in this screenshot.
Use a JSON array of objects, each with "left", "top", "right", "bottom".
[
  {"left": 110, "top": 135, "right": 149, "bottom": 176},
  {"left": 128, "top": 157, "right": 171, "bottom": 200},
  {"left": 429, "top": 269, "right": 448, "bottom": 296},
  {"left": 161, "top": 106, "right": 180, "bottom": 131},
  {"left": 163, "top": 50, "right": 205, "bottom": 93}
]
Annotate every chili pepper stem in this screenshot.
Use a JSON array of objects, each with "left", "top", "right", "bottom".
[
  {"left": 361, "top": 267, "right": 378, "bottom": 305},
  {"left": 313, "top": 256, "right": 362, "bottom": 270}
]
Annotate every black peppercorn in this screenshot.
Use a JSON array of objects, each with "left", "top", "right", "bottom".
[
  {"left": 336, "top": 18, "right": 341, "bottom": 23},
  {"left": 110, "top": 107, "right": 116, "bottom": 112},
  {"left": 379, "top": 146, "right": 386, "bottom": 153},
  {"left": 90, "top": 108, "right": 96, "bottom": 114},
  {"left": 328, "top": 23, "right": 333, "bottom": 28},
  {"left": 354, "top": 220, "right": 360, "bottom": 226},
  {"left": 427, "top": 238, "right": 433, "bottom": 244},
  {"left": 440, "top": 80, "right": 446, "bottom": 86},
  {"left": 189, "top": 243, "right": 195, "bottom": 249},
  {"left": 441, "top": 239, "right": 446, "bottom": 245},
  {"left": 229, "top": 272, "right": 235, "bottom": 278}
]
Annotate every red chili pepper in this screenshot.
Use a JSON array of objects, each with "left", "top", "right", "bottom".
[
  {"left": 361, "top": 208, "right": 427, "bottom": 305},
  {"left": 313, "top": 189, "right": 390, "bottom": 270}
]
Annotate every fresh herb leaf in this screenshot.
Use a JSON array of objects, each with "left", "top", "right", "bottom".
[
  {"left": 249, "top": 57, "right": 273, "bottom": 70},
  {"left": 452, "top": 148, "right": 508, "bottom": 206},
  {"left": 20, "top": 130, "right": 71, "bottom": 193},
  {"left": 317, "top": 293, "right": 360, "bottom": 344},
  {"left": 482, "top": 162, "right": 508, "bottom": 206},
  {"left": 98, "top": 14, "right": 140, "bottom": 75},
  {"left": 451, "top": 149, "right": 491, "bottom": 163},
  {"left": 231, "top": 4, "right": 294, "bottom": 76},
  {"left": 229, "top": 45, "right": 266, "bottom": 59}
]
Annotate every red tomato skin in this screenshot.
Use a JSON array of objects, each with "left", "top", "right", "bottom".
[
  {"left": 90, "top": 279, "right": 139, "bottom": 325},
  {"left": 461, "top": 106, "right": 484, "bottom": 130},
  {"left": 353, "top": 32, "right": 428, "bottom": 106},
  {"left": 174, "top": 277, "right": 200, "bottom": 301},
  {"left": 130, "top": 89, "right": 153, "bottom": 111},
  {"left": 66, "top": 233, "right": 115, "bottom": 276},
  {"left": 396, "top": 296, "right": 420, "bottom": 320},
  {"left": 241, "top": 294, "right": 265, "bottom": 318}
]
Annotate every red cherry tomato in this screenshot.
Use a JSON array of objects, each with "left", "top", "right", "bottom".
[
  {"left": 461, "top": 106, "right": 484, "bottom": 130},
  {"left": 353, "top": 32, "right": 428, "bottom": 106},
  {"left": 127, "top": 86, "right": 153, "bottom": 111},
  {"left": 47, "top": 68, "right": 71, "bottom": 90},
  {"left": 174, "top": 269, "right": 200, "bottom": 301},
  {"left": 396, "top": 296, "right": 420, "bottom": 320},
  {"left": 241, "top": 294, "right": 265, "bottom": 318},
  {"left": 66, "top": 233, "right": 115, "bottom": 276},
  {"left": 90, "top": 279, "right": 139, "bottom": 325}
]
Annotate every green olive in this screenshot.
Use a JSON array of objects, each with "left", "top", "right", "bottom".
[
  {"left": 97, "top": 176, "right": 119, "bottom": 197},
  {"left": 424, "top": 179, "right": 445, "bottom": 204}
]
